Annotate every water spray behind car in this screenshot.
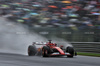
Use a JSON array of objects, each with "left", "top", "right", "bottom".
[{"left": 0, "top": 17, "right": 47, "bottom": 55}]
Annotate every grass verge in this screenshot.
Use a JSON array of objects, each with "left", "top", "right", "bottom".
[{"left": 77, "top": 52, "right": 100, "bottom": 57}]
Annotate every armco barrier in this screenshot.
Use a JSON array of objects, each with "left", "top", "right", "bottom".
[{"left": 70, "top": 42, "right": 100, "bottom": 53}]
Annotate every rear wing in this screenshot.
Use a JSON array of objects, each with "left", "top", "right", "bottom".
[
  {"left": 32, "top": 42, "right": 47, "bottom": 45},
  {"left": 35, "top": 44, "right": 46, "bottom": 45}
]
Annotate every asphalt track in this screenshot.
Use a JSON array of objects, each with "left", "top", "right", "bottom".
[{"left": 0, "top": 53, "right": 100, "bottom": 66}]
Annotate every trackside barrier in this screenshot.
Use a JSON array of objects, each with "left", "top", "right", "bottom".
[{"left": 70, "top": 42, "right": 100, "bottom": 53}]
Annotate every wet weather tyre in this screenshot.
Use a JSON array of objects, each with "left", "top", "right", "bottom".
[
  {"left": 28, "top": 45, "right": 37, "bottom": 56},
  {"left": 42, "top": 46, "right": 49, "bottom": 57},
  {"left": 66, "top": 47, "right": 74, "bottom": 57}
]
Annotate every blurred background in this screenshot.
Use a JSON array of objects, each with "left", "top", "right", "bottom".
[{"left": 0, "top": 0, "right": 100, "bottom": 54}]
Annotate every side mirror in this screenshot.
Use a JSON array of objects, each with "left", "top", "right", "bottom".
[{"left": 60, "top": 45, "right": 63, "bottom": 49}]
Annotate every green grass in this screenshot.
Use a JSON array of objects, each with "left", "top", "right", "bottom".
[{"left": 77, "top": 52, "right": 100, "bottom": 57}]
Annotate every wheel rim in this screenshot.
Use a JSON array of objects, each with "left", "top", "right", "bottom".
[{"left": 45, "top": 50, "right": 48, "bottom": 54}]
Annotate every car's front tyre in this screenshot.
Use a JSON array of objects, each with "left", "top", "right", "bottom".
[{"left": 66, "top": 46, "right": 74, "bottom": 57}]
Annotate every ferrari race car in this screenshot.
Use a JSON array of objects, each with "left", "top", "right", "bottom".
[{"left": 28, "top": 40, "right": 77, "bottom": 57}]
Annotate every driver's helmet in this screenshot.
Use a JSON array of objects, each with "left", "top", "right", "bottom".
[
  {"left": 54, "top": 43, "right": 57, "bottom": 46},
  {"left": 48, "top": 40, "right": 52, "bottom": 43}
]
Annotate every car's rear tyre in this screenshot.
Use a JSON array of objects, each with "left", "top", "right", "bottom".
[
  {"left": 42, "top": 46, "right": 50, "bottom": 57},
  {"left": 28, "top": 45, "right": 37, "bottom": 56},
  {"left": 66, "top": 46, "right": 74, "bottom": 57}
]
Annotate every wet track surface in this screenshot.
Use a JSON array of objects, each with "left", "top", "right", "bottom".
[{"left": 0, "top": 53, "right": 100, "bottom": 66}]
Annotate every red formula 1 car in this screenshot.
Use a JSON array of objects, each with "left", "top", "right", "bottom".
[{"left": 28, "top": 40, "right": 77, "bottom": 57}]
